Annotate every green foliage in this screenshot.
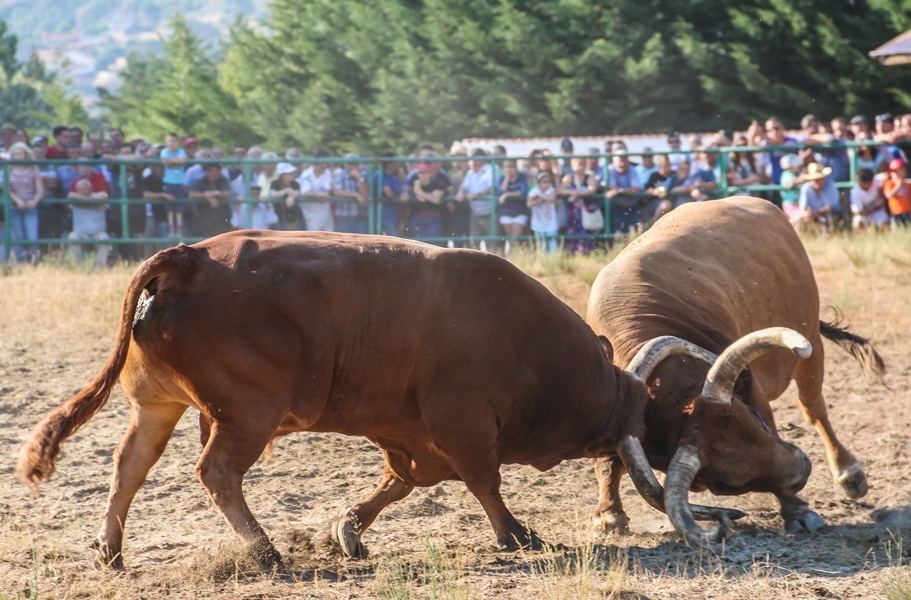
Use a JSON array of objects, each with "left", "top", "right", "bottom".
[
  {"left": 91, "top": 1, "right": 911, "bottom": 151},
  {"left": 97, "top": 14, "right": 258, "bottom": 146}
]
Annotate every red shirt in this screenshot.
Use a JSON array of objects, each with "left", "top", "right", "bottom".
[
  {"left": 70, "top": 173, "right": 110, "bottom": 194},
  {"left": 45, "top": 145, "right": 68, "bottom": 160}
]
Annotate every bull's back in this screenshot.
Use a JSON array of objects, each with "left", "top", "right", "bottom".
[
  {"left": 588, "top": 197, "right": 820, "bottom": 387},
  {"left": 127, "top": 231, "right": 614, "bottom": 453}
]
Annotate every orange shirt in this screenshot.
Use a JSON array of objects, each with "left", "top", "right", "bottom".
[{"left": 883, "top": 178, "right": 911, "bottom": 215}]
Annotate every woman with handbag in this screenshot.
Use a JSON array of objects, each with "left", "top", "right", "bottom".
[{"left": 559, "top": 157, "right": 601, "bottom": 255}]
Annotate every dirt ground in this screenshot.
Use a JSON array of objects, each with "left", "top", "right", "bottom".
[{"left": 1, "top": 236, "right": 910, "bottom": 599}]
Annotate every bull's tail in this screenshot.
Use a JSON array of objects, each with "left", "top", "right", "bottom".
[
  {"left": 819, "top": 319, "right": 886, "bottom": 386},
  {"left": 16, "top": 245, "right": 193, "bottom": 490}
]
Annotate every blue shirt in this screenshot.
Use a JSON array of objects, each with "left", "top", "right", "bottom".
[
  {"left": 496, "top": 172, "right": 528, "bottom": 217},
  {"left": 799, "top": 178, "right": 840, "bottom": 213},
  {"left": 374, "top": 170, "right": 402, "bottom": 198},
  {"left": 160, "top": 147, "right": 187, "bottom": 185}
]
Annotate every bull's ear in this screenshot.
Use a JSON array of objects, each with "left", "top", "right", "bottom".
[{"left": 598, "top": 335, "right": 614, "bottom": 363}]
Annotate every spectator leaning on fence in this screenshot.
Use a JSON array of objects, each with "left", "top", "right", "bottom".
[
  {"left": 850, "top": 168, "right": 889, "bottom": 231},
  {"left": 605, "top": 141, "right": 642, "bottom": 235},
  {"left": 231, "top": 183, "right": 276, "bottom": 231},
  {"left": 779, "top": 153, "right": 805, "bottom": 223},
  {"left": 66, "top": 160, "right": 110, "bottom": 269},
  {"left": 496, "top": 158, "right": 529, "bottom": 249},
  {"left": 455, "top": 148, "right": 495, "bottom": 250},
  {"left": 374, "top": 151, "right": 403, "bottom": 236},
  {"left": 797, "top": 162, "right": 840, "bottom": 232},
  {"left": 269, "top": 162, "right": 303, "bottom": 231},
  {"left": 188, "top": 163, "right": 233, "bottom": 238},
  {"left": 333, "top": 153, "right": 369, "bottom": 234},
  {"left": 527, "top": 170, "right": 559, "bottom": 253},
  {"left": 160, "top": 133, "right": 188, "bottom": 238},
  {"left": 406, "top": 162, "right": 445, "bottom": 241},
  {"left": 883, "top": 158, "right": 911, "bottom": 227},
  {"left": 140, "top": 153, "right": 172, "bottom": 245},
  {"left": 298, "top": 149, "right": 335, "bottom": 232},
  {"left": 7, "top": 142, "right": 44, "bottom": 263}
]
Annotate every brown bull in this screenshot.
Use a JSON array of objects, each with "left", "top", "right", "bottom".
[
  {"left": 586, "top": 196, "right": 885, "bottom": 542},
  {"left": 18, "top": 231, "right": 730, "bottom": 569}
]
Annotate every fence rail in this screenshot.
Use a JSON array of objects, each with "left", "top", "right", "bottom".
[{"left": 0, "top": 140, "right": 893, "bottom": 261}]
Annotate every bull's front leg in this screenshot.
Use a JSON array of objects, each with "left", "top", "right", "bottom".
[
  {"left": 591, "top": 456, "right": 630, "bottom": 534},
  {"left": 777, "top": 493, "right": 824, "bottom": 534}
]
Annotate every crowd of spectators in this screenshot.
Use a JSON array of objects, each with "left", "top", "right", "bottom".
[{"left": 1, "top": 112, "right": 910, "bottom": 266}]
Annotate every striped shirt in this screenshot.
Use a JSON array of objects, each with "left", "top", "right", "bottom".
[{"left": 10, "top": 167, "right": 40, "bottom": 202}]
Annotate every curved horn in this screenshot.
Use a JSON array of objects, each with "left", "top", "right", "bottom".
[
  {"left": 702, "top": 327, "right": 812, "bottom": 405},
  {"left": 617, "top": 435, "right": 666, "bottom": 514},
  {"left": 626, "top": 336, "right": 718, "bottom": 381},
  {"left": 617, "top": 436, "right": 747, "bottom": 523},
  {"left": 664, "top": 445, "right": 731, "bottom": 544}
]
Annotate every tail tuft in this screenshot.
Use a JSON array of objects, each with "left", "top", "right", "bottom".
[{"left": 819, "top": 318, "right": 886, "bottom": 386}]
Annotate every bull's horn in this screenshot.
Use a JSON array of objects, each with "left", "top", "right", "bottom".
[
  {"left": 617, "top": 436, "right": 746, "bottom": 523},
  {"left": 617, "top": 435, "right": 666, "bottom": 514},
  {"left": 664, "top": 445, "right": 731, "bottom": 544},
  {"left": 626, "top": 336, "right": 718, "bottom": 381},
  {"left": 703, "top": 327, "right": 812, "bottom": 405}
]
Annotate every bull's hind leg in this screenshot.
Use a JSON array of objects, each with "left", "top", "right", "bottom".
[
  {"left": 330, "top": 460, "right": 415, "bottom": 558},
  {"left": 195, "top": 416, "right": 283, "bottom": 569},
  {"left": 591, "top": 456, "right": 630, "bottom": 534},
  {"left": 792, "top": 342, "right": 868, "bottom": 499},
  {"left": 96, "top": 401, "right": 187, "bottom": 569}
]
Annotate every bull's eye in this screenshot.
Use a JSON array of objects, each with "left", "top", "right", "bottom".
[{"left": 747, "top": 406, "right": 773, "bottom": 435}]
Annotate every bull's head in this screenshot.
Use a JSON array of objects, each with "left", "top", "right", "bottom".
[{"left": 627, "top": 328, "right": 813, "bottom": 544}]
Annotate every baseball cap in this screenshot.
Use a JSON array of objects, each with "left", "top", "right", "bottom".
[
  {"left": 849, "top": 115, "right": 867, "bottom": 126},
  {"left": 276, "top": 162, "right": 297, "bottom": 176},
  {"left": 31, "top": 135, "right": 48, "bottom": 146},
  {"left": 184, "top": 137, "right": 198, "bottom": 146},
  {"left": 560, "top": 137, "right": 573, "bottom": 151},
  {"left": 889, "top": 158, "right": 906, "bottom": 171}
]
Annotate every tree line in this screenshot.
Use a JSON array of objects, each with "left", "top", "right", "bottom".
[{"left": 11, "top": 1, "right": 911, "bottom": 154}]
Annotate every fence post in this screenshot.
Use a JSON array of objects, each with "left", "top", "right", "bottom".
[
  {"left": 1, "top": 163, "right": 9, "bottom": 262},
  {"left": 243, "top": 161, "right": 253, "bottom": 229},
  {"left": 366, "top": 158, "right": 376, "bottom": 235},
  {"left": 718, "top": 148, "right": 730, "bottom": 198},
  {"left": 119, "top": 161, "right": 130, "bottom": 246}
]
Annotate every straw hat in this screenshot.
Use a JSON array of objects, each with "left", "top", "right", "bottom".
[{"left": 804, "top": 162, "right": 832, "bottom": 181}]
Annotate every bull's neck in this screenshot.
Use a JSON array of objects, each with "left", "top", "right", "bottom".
[{"left": 585, "top": 365, "right": 649, "bottom": 457}]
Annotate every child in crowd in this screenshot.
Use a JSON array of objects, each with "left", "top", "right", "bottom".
[
  {"left": 231, "top": 184, "right": 277, "bottom": 230},
  {"left": 850, "top": 168, "right": 889, "bottom": 231},
  {"left": 779, "top": 153, "right": 804, "bottom": 224},
  {"left": 883, "top": 158, "right": 911, "bottom": 227},
  {"left": 527, "top": 171, "right": 559, "bottom": 252},
  {"left": 67, "top": 178, "right": 110, "bottom": 269},
  {"left": 159, "top": 132, "right": 188, "bottom": 237}
]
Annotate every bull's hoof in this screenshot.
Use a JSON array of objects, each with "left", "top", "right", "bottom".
[
  {"left": 249, "top": 538, "right": 283, "bottom": 571},
  {"left": 497, "top": 530, "right": 545, "bottom": 551},
  {"left": 784, "top": 509, "right": 825, "bottom": 534},
  {"left": 330, "top": 517, "right": 368, "bottom": 559},
  {"left": 837, "top": 464, "right": 868, "bottom": 499},
  {"left": 91, "top": 539, "right": 124, "bottom": 570},
  {"left": 592, "top": 511, "right": 630, "bottom": 535}
]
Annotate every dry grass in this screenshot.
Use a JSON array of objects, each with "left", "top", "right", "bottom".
[{"left": 1, "top": 230, "right": 910, "bottom": 598}]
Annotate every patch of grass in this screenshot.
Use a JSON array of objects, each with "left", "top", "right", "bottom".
[{"left": 881, "top": 534, "right": 911, "bottom": 600}]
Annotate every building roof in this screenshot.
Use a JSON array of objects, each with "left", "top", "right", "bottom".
[{"left": 869, "top": 29, "right": 911, "bottom": 66}]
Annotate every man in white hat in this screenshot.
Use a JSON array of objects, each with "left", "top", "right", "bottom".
[{"left": 797, "top": 162, "right": 840, "bottom": 231}]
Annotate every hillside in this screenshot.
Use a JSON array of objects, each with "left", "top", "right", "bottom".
[{"left": 0, "top": 0, "right": 268, "bottom": 96}]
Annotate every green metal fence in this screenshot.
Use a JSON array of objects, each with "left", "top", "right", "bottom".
[{"left": 0, "top": 140, "right": 892, "bottom": 262}]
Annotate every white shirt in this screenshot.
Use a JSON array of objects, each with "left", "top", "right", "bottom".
[
  {"left": 850, "top": 182, "right": 889, "bottom": 225},
  {"left": 297, "top": 166, "right": 335, "bottom": 231},
  {"left": 528, "top": 186, "right": 559, "bottom": 233}
]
